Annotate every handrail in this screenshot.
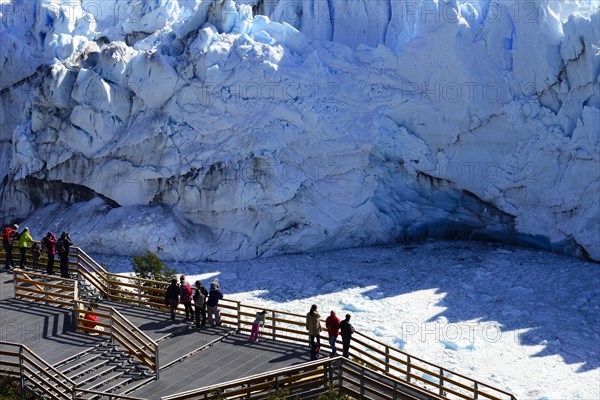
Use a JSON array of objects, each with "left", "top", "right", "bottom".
[
  {"left": 160, "top": 357, "right": 338, "bottom": 400},
  {"left": 74, "top": 387, "right": 146, "bottom": 399},
  {"left": 13, "top": 268, "right": 79, "bottom": 307},
  {"left": 352, "top": 331, "right": 516, "bottom": 400},
  {"left": 74, "top": 300, "right": 160, "bottom": 380},
  {"left": 0, "top": 341, "right": 146, "bottom": 400},
  {"left": 0, "top": 341, "right": 76, "bottom": 399},
  {"left": 160, "top": 356, "right": 447, "bottom": 400}
]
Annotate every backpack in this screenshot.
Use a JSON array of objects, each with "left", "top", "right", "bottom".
[
  {"left": 41, "top": 239, "right": 48, "bottom": 253},
  {"left": 194, "top": 289, "right": 206, "bottom": 307},
  {"left": 57, "top": 239, "right": 66, "bottom": 254}
]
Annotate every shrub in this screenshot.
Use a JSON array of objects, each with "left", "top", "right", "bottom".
[
  {"left": 132, "top": 251, "right": 177, "bottom": 282},
  {"left": 131, "top": 251, "right": 178, "bottom": 304}
]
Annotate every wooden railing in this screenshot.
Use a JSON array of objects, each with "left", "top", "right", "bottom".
[
  {"left": 1, "top": 246, "right": 516, "bottom": 400},
  {"left": 229, "top": 303, "right": 516, "bottom": 400},
  {"left": 74, "top": 300, "right": 160, "bottom": 380},
  {"left": 13, "top": 268, "right": 78, "bottom": 307},
  {"left": 160, "top": 357, "right": 337, "bottom": 400},
  {"left": 0, "top": 341, "right": 76, "bottom": 399},
  {"left": 160, "top": 356, "right": 446, "bottom": 400},
  {"left": 0, "top": 340, "right": 145, "bottom": 400}
]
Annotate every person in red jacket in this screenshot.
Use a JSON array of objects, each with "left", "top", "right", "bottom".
[
  {"left": 2, "top": 224, "right": 19, "bottom": 270},
  {"left": 43, "top": 232, "right": 57, "bottom": 275},
  {"left": 83, "top": 306, "right": 104, "bottom": 334},
  {"left": 83, "top": 306, "right": 100, "bottom": 329},
  {"left": 325, "top": 310, "right": 341, "bottom": 357}
]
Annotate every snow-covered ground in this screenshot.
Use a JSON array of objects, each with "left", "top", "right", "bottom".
[{"left": 96, "top": 240, "right": 600, "bottom": 399}]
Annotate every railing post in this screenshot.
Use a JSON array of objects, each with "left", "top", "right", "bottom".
[
  {"left": 359, "top": 366, "right": 365, "bottom": 398},
  {"left": 44, "top": 275, "right": 48, "bottom": 305},
  {"left": 271, "top": 311, "right": 276, "bottom": 340},
  {"left": 385, "top": 346, "right": 390, "bottom": 373},
  {"left": 72, "top": 301, "right": 78, "bottom": 333},
  {"left": 237, "top": 303, "right": 241, "bottom": 331},
  {"left": 439, "top": 368, "right": 444, "bottom": 396},
  {"left": 19, "top": 346, "right": 25, "bottom": 400},
  {"left": 137, "top": 285, "right": 142, "bottom": 306},
  {"left": 109, "top": 308, "right": 115, "bottom": 344},
  {"left": 474, "top": 382, "right": 479, "bottom": 400},
  {"left": 393, "top": 381, "right": 398, "bottom": 400},
  {"left": 155, "top": 343, "right": 160, "bottom": 381},
  {"left": 406, "top": 355, "right": 411, "bottom": 382},
  {"left": 13, "top": 270, "right": 18, "bottom": 299},
  {"left": 337, "top": 358, "right": 343, "bottom": 391}
]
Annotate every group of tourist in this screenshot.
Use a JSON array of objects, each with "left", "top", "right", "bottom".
[
  {"left": 4, "top": 224, "right": 359, "bottom": 360},
  {"left": 2, "top": 224, "right": 74, "bottom": 278},
  {"left": 306, "top": 304, "right": 355, "bottom": 359},
  {"left": 162, "top": 278, "right": 357, "bottom": 359},
  {"left": 165, "top": 275, "right": 224, "bottom": 329}
]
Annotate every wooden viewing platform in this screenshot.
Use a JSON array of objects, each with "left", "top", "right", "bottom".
[{"left": 0, "top": 247, "right": 517, "bottom": 400}]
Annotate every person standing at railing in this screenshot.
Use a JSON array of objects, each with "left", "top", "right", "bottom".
[
  {"left": 179, "top": 275, "right": 194, "bottom": 321},
  {"left": 207, "top": 278, "right": 223, "bottom": 326},
  {"left": 17, "top": 227, "right": 32, "bottom": 269},
  {"left": 306, "top": 304, "right": 321, "bottom": 347},
  {"left": 43, "top": 232, "right": 57, "bottom": 275},
  {"left": 340, "top": 314, "right": 355, "bottom": 358},
  {"left": 165, "top": 278, "right": 180, "bottom": 322},
  {"left": 2, "top": 224, "right": 19, "bottom": 270},
  {"left": 31, "top": 242, "right": 41, "bottom": 270},
  {"left": 57, "top": 232, "right": 73, "bottom": 278},
  {"left": 249, "top": 310, "right": 267, "bottom": 342},
  {"left": 325, "top": 310, "right": 341, "bottom": 357},
  {"left": 194, "top": 280, "right": 208, "bottom": 328}
]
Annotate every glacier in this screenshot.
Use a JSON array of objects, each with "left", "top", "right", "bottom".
[{"left": 0, "top": 0, "right": 598, "bottom": 261}]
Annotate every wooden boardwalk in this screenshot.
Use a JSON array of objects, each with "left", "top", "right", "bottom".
[
  {"left": 0, "top": 270, "right": 104, "bottom": 365},
  {"left": 0, "top": 268, "right": 311, "bottom": 399}
]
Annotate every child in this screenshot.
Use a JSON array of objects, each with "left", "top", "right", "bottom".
[
  {"left": 249, "top": 310, "right": 267, "bottom": 342},
  {"left": 31, "top": 242, "right": 41, "bottom": 269},
  {"left": 310, "top": 343, "right": 322, "bottom": 361}
]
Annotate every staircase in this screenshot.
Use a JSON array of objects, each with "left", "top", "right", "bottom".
[
  {"left": 53, "top": 342, "right": 154, "bottom": 399},
  {"left": 77, "top": 274, "right": 103, "bottom": 303}
]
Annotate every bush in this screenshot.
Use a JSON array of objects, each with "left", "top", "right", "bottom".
[
  {"left": 132, "top": 251, "right": 177, "bottom": 282},
  {"left": 0, "top": 375, "right": 21, "bottom": 400},
  {"left": 131, "top": 251, "right": 178, "bottom": 304}
]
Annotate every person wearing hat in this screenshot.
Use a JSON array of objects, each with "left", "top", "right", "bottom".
[
  {"left": 193, "top": 280, "right": 208, "bottom": 328},
  {"left": 207, "top": 279, "right": 223, "bottom": 326},
  {"left": 249, "top": 310, "right": 267, "bottom": 342},
  {"left": 2, "top": 224, "right": 19, "bottom": 270},
  {"left": 57, "top": 232, "right": 73, "bottom": 278},
  {"left": 17, "top": 227, "right": 33, "bottom": 268}
]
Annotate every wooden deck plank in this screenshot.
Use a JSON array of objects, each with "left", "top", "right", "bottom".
[{"left": 131, "top": 334, "right": 310, "bottom": 399}]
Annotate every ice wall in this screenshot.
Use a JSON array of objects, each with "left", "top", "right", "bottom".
[{"left": 0, "top": 0, "right": 598, "bottom": 261}]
